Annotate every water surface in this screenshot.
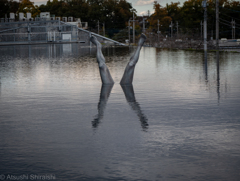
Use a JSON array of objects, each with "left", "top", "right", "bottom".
[{"left": 0, "top": 44, "right": 240, "bottom": 181}]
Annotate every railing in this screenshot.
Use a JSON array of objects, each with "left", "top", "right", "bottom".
[
  {"left": 0, "top": 20, "right": 126, "bottom": 46},
  {"left": 61, "top": 22, "right": 126, "bottom": 46},
  {"left": 0, "top": 20, "right": 78, "bottom": 44},
  {"left": 0, "top": 31, "right": 78, "bottom": 43}
]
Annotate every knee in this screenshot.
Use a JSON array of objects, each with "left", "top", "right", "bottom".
[
  {"left": 99, "top": 63, "right": 107, "bottom": 69},
  {"left": 128, "top": 62, "right": 136, "bottom": 67}
]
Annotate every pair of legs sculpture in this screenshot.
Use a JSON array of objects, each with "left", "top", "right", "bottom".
[
  {"left": 90, "top": 34, "right": 148, "bottom": 129},
  {"left": 90, "top": 34, "right": 146, "bottom": 85}
]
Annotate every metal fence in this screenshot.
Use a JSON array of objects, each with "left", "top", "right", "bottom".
[
  {"left": 0, "top": 20, "right": 78, "bottom": 44},
  {"left": 0, "top": 31, "right": 79, "bottom": 42},
  {"left": 0, "top": 20, "right": 125, "bottom": 46}
]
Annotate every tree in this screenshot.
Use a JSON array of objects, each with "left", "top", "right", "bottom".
[
  {"left": 0, "top": 0, "right": 10, "bottom": 18},
  {"left": 0, "top": 0, "right": 20, "bottom": 18},
  {"left": 148, "top": 1, "right": 172, "bottom": 32},
  {"left": 17, "top": 0, "right": 40, "bottom": 18},
  {"left": 166, "top": 2, "right": 181, "bottom": 23},
  {"left": 179, "top": 0, "right": 203, "bottom": 32}
]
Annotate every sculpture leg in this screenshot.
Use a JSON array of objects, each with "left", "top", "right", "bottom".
[
  {"left": 120, "top": 34, "right": 146, "bottom": 85},
  {"left": 90, "top": 36, "right": 114, "bottom": 84}
]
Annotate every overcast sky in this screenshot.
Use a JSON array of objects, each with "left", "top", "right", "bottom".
[{"left": 30, "top": 0, "right": 186, "bottom": 15}]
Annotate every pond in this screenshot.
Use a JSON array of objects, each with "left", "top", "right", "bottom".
[{"left": 0, "top": 44, "right": 240, "bottom": 181}]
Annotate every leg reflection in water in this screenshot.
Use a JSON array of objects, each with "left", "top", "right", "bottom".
[
  {"left": 92, "top": 84, "right": 148, "bottom": 129},
  {"left": 92, "top": 84, "right": 113, "bottom": 128},
  {"left": 121, "top": 85, "right": 148, "bottom": 130}
]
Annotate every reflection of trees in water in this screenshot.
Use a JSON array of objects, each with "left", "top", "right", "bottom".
[
  {"left": 202, "top": 51, "right": 232, "bottom": 102},
  {"left": 0, "top": 44, "right": 94, "bottom": 59},
  {"left": 154, "top": 49, "right": 232, "bottom": 103},
  {"left": 0, "top": 45, "right": 137, "bottom": 86},
  {"left": 0, "top": 80, "right": 1, "bottom": 97},
  {"left": 98, "top": 46, "right": 133, "bottom": 63},
  {"left": 0, "top": 45, "right": 135, "bottom": 70}
]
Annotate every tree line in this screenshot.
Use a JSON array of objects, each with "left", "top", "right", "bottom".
[
  {"left": 1, "top": 0, "right": 239, "bottom": 39},
  {"left": 0, "top": 0, "right": 135, "bottom": 29},
  {"left": 148, "top": 0, "right": 240, "bottom": 39}
]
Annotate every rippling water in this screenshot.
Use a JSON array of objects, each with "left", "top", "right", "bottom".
[{"left": 0, "top": 44, "right": 240, "bottom": 181}]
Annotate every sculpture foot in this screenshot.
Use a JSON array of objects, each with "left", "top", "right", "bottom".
[
  {"left": 138, "top": 34, "right": 146, "bottom": 47},
  {"left": 90, "top": 36, "right": 101, "bottom": 47},
  {"left": 128, "top": 34, "right": 146, "bottom": 67}
]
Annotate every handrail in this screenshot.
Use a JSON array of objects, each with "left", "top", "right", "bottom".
[
  {"left": 61, "top": 21, "right": 126, "bottom": 46},
  {"left": 0, "top": 27, "right": 22, "bottom": 33}
]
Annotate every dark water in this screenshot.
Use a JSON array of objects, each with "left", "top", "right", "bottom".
[{"left": 0, "top": 44, "right": 240, "bottom": 181}]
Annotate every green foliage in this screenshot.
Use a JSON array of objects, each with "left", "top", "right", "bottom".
[
  {"left": 2, "top": 0, "right": 240, "bottom": 39},
  {"left": 179, "top": 0, "right": 203, "bottom": 31},
  {"left": 0, "top": 0, "right": 20, "bottom": 18},
  {"left": 17, "top": 0, "right": 40, "bottom": 18},
  {"left": 38, "top": 0, "right": 134, "bottom": 30},
  {"left": 148, "top": 1, "right": 172, "bottom": 31}
]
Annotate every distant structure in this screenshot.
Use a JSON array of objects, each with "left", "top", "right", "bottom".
[
  {"left": 0, "top": 12, "right": 125, "bottom": 46},
  {"left": 1, "top": 12, "right": 88, "bottom": 29},
  {"left": 19, "top": 12, "right": 25, "bottom": 21},
  {"left": 40, "top": 12, "right": 50, "bottom": 19},
  {"left": 9, "top": 13, "right": 15, "bottom": 22}
]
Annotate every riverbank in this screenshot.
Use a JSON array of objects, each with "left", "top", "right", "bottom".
[
  {"left": 1, "top": 40, "right": 239, "bottom": 53},
  {"left": 144, "top": 38, "right": 240, "bottom": 52}
]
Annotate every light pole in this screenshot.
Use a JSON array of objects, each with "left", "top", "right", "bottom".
[
  {"left": 142, "top": 16, "right": 147, "bottom": 33},
  {"left": 103, "top": 22, "right": 105, "bottom": 37},
  {"left": 202, "top": 0, "right": 207, "bottom": 51},
  {"left": 128, "top": 20, "right": 131, "bottom": 46},
  {"left": 97, "top": 20, "right": 99, "bottom": 34},
  {"left": 157, "top": 19, "right": 160, "bottom": 42},
  {"left": 169, "top": 21, "right": 173, "bottom": 38},
  {"left": 216, "top": 0, "right": 219, "bottom": 49},
  {"left": 129, "top": 15, "right": 137, "bottom": 45},
  {"left": 133, "top": 13, "right": 135, "bottom": 44},
  {"left": 231, "top": 19, "right": 235, "bottom": 39},
  {"left": 176, "top": 21, "right": 178, "bottom": 38}
]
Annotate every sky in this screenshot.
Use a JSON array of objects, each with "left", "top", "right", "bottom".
[{"left": 30, "top": 0, "right": 186, "bottom": 16}]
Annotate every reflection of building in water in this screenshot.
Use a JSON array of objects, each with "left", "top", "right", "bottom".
[{"left": 0, "top": 44, "right": 94, "bottom": 59}]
